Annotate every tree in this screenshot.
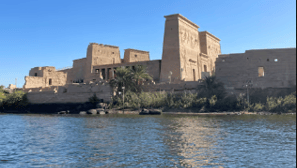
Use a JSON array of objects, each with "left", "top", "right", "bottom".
[
  {"left": 130, "top": 65, "right": 153, "bottom": 92},
  {"left": 109, "top": 67, "right": 135, "bottom": 94},
  {"left": 2, "top": 90, "right": 29, "bottom": 109},
  {"left": 0, "top": 85, "right": 8, "bottom": 105},
  {"left": 109, "top": 65, "right": 153, "bottom": 94},
  {"left": 197, "top": 76, "right": 226, "bottom": 100}
]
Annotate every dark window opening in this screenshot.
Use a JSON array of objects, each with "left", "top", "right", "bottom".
[
  {"left": 49, "top": 79, "right": 52, "bottom": 85},
  {"left": 132, "top": 66, "right": 135, "bottom": 71},
  {"left": 107, "top": 68, "right": 111, "bottom": 80},
  {"left": 247, "top": 57, "right": 249, "bottom": 60},
  {"left": 204, "top": 65, "right": 207, "bottom": 72},
  {"left": 135, "top": 55, "right": 137, "bottom": 57},
  {"left": 112, "top": 52, "right": 115, "bottom": 54},
  {"left": 267, "top": 59, "right": 269, "bottom": 61},
  {"left": 193, "top": 69, "right": 196, "bottom": 81},
  {"left": 34, "top": 73, "right": 37, "bottom": 76}
]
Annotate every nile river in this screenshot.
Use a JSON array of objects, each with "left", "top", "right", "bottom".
[{"left": 0, "top": 114, "right": 296, "bottom": 167}]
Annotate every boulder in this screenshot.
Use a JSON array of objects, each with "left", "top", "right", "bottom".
[
  {"left": 79, "top": 111, "right": 87, "bottom": 115},
  {"left": 96, "top": 108, "right": 106, "bottom": 114},
  {"left": 96, "top": 108, "right": 104, "bottom": 112},
  {"left": 149, "top": 109, "right": 162, "bottom": 115},
  {"left": 96, "top": 103, "right": 107, "bottom": 108},
  {"left": 98, "top": 111, "right": 106, "bottom": 115},
  {"left": 58, "top": 111, "right": 67, "bottom": 114},
  {"left": 139, "top": 108, "right": 150, "bottom": 115},
  {"left": 87, "top": 109, "right": 98, "bottom": 115}
]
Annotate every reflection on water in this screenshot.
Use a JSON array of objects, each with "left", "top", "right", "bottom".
[
  {"left": 0, "top": 114, "right": 295, "bottom": 167},
  {"left": 162, "top": 116, "right": 225, "bottom": 167}
]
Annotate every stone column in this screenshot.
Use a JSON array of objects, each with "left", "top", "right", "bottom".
[
  {"left": 112, "top": 68, "right": 115, "bottom": 79},
  {"left": 105, "top": 68, "right": 107, "bottom": 80},
  {"left": 99, "top": 69, "right": 102, "bottom": 79}
]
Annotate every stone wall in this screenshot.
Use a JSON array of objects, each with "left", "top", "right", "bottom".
[
  {"left": 84, "top": 43, "right": 121, "bottom": 81},
  {"left": 123, "top": 49, "right": 150, "bottom": 63},
  {"left": 24, "top": 67, "right": 67, "bottom": 89},
  {"left": 25, "top": 83, "right": 112, "bottom": 104},
  {"left": 178, "top": 14, "right": 201, "bottom": 82},
  {"left": 59, "top": 58, "right": 86, "bottom": 83},
  {"left": 160, "top": 14, "right": 183, "bottom": 82},
  {"left": 23, "top": 76, "right": 44, "bottom": 89},
  {"left": 29, "top": 67, "right": 44, "bottom": 77},
  {"left": 215, "top": 48, "right": 296, "bottom": 89},
  {"left": 199, "top": 31, "right": 221, "bottom": 75},
  {"left": 160, "top": 14, "right": 220, "bottom": 82},
  {"left": 142, "top": 81, "right": 202, "bottom": 93}
]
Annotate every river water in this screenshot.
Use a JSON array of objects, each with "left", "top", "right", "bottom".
[{"left": 0, "top": 114, "right": 296, "bottom": 167}]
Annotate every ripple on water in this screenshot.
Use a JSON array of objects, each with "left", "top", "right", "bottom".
[{"left": 0, "top": 114, "right": 295, "bottom": 167}]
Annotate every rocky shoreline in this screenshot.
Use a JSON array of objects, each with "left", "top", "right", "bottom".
[
  {"left": 0, "top": 102, "right": 295, "bottom": 115},
  {"left": 1, "top": 108, "right": 295, "bottom": 116}
]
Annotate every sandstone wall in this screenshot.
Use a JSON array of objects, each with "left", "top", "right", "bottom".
[
  {"left": 24, "top": 76, "right": 44, "bottom": 89},
  {"left": 84, "top": 43, "right": 121, "bottom": 80},
  {"left": 216, "top": 48, "right": 296, "bottom": 89},
  {"left": 157, "top": 14, "right": 223, "bottom": 82},
  {"left": 123, "top": 49, "right": 150, "bottom": 63},
  {"left": 142, "top": 81, "right": 202, "bottom": 93},
  {"left": 26, "top": 83, "right": 112, "bottom": 104},
  {"left": 178, "top": 15, "right": 200, "bottom": 81},
  {"left": 24, "top": 66, "right": 67, "bottom": 89},
  {"left": 160, "top": 14, "right": 183, "bottom": 82},
  {"left": 59, "top": 58, "right": 86, "bottom": 83},
  {"left": 29, "top": 67, "right": 44, "bottom": 77},
  {"left": 42, "top": 67, "right": 67, "bottom": 87},
  {"left": 199, "top": 31, "right": 221, "bottom": 75}
]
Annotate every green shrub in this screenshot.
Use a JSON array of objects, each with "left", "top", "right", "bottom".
[
  {"left": 180, "top": 92, "right": 197, "bottom": 108},
  {"left": 89, "top": 93, "right": 100, "bottom": 104},
  {"left": 192, "top": 97, "right": 207, "bottom": 109},
  {"left": 266, "top": 96, "right": 283, "bottom": 112},
  {"left": 249, "top": 103, "right": 265, "bottom": 112},
  {"left": 2, "top": 90, "right": 29, "bottom": 110},
  {"left": 281, "top": 92, "right": 296, "bottom": 112}
]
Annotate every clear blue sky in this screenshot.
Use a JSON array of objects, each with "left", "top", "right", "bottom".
[{"left": 0, "top": 0, "right": 296, "bottom": 88}]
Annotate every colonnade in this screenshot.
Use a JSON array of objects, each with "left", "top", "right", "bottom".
[{"left": 94, "top": 66, "right": 136, "bottom": 80}]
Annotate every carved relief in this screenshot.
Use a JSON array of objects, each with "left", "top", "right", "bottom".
[
  {"left": 179, "top": 26, "right": 198, "bottom": 49},
  {"left": 189, "top": 59, "right": 196, "bottom": 63},
  {"left": 181, "top": 47, "right": 187, "bottom": 73}
]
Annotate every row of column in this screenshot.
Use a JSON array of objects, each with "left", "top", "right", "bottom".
[
  {"left": 95, "top": 68, "right": 115, "bottom": 80},
  {"left": 95, "top": 66, "right": 137, "bottom": 81}
]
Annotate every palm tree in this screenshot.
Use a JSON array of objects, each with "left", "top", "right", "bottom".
[
  {"left": 130, "top": 65, "right": 153, "bottom": 92},
  {"left": 109, "top": 67, "right": 135, "bottom": 94},
  {"left": 109, "top": 65, "right": 153, "bottom": 94}
]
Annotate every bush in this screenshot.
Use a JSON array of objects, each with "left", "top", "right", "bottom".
[
  {"left": 89, "top": 93, "right": 100, "bottom": 104},
  {"left": 109, "top": 89, "right": 296, "bottom": 113},
  {"left": 180, "top": 92, "right": 197, "bottom": 108},
  {"left": 1, "top": 90, "right": 29, "bottom": 110},
  {"left": 192, "top": 97, "right": 207, "bottom": 109}
]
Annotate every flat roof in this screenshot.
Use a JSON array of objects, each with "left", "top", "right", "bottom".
[{"left": 164, "top": 13, "right": 200, "bottom": 29}]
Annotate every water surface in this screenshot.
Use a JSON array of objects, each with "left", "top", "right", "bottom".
[{"left": 0, "top": 114, "right": 296, "bottom": 167}]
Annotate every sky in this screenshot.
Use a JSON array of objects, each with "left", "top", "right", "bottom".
[{"left": 0, "top": 0, "right": 296, "bottom": 88}]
